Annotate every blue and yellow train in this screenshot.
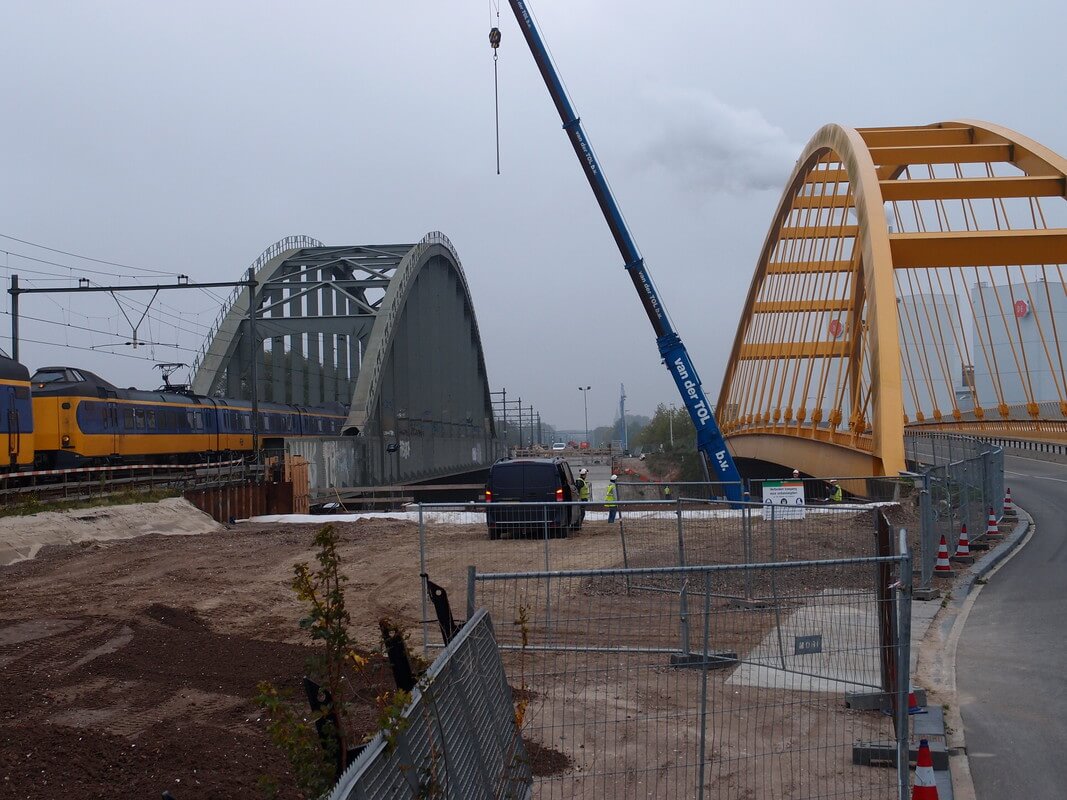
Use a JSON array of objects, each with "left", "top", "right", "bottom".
[{"left": 0, "top": 354, "right": 348, "bottom": 470}]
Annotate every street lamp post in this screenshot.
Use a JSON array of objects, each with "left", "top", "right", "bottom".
[{"left": 579, "top": 386, "right": 591, "bottom": 446}]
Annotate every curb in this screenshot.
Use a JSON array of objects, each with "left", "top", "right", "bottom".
[
  {"left": 924, "top": 503, "right": 1034, "bottom": 800},
  {"left": 954, "top": 508, "right": 1032, "bottom": 599}
]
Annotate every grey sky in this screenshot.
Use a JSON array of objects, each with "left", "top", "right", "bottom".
[{"left": 1, "top": 0, "right": 1064, "bottom": 430}]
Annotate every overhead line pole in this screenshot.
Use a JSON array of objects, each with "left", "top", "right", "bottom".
[{"left": 8, "top": 271, "right": 262, "bottom": 456}]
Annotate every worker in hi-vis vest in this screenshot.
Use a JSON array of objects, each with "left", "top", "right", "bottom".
[
  {"left": 605, "top": 474, "right": 619, "bottom": 523},
  {"left": 576, "top": 468, "right": 591, "bottom": 522},
  {"left": 829, "top": 479, "right": 843, "bottom": 503}
]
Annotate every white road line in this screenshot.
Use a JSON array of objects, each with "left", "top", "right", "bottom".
[
  {"left": 1005, "top": 453, "right": 1067, "bottom": 466},
  {"left": 1004, "top": 470, "right": 1067, "bottom": 483}
]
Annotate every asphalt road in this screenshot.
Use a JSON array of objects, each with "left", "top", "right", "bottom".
[{"left": 957, "top": 454, "right": 1067, "bottom": 798}]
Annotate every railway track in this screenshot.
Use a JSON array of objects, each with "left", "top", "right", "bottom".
[{"left": 0, "top": 458, "right": 260, "bottom": 507}]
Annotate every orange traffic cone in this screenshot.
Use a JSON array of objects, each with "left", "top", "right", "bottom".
[
  {"left": 934, "top": 535, "right": 953, "bottom": 576},
  {"left": 912, "top": 738, "right": 938, "bottom": 799},
  {"left": 1003, "top": 487, "right": 1014, "bottom": 515},
  {"left": 951, "top": 525, "right": 974, "bottom": 564},
  {"left": 908, "top": 685, "right": 927, "bottom": 715},
  {"left": 985, "top": 508, "right": 1003, "bottom": 539}
]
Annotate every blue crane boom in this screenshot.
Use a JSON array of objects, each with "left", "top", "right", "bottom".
[{"left": 506, "top": 0, "right": 744, "bottom": 500}]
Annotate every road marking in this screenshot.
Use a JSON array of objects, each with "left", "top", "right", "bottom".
[
  {"left": 1005, "top": 453, "right": 1067, "bottom": 466},
  {"left": 1004, "top": 470, "right": 1067, "bottom": 484}
]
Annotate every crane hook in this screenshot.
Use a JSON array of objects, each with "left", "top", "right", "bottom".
[{"left": 489, "top": 27, "right": 501, "bottom": 50}]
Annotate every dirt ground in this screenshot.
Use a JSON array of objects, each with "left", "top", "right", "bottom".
[{"left": 0, "top": 503, "right": 914, "bottom": 799}]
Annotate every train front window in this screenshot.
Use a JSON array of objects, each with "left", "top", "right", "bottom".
[{"left": 31, "top": 370, "right": 67, "bottom": 384}]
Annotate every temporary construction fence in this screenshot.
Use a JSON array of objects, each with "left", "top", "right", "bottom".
[
  {"left": 329, "top": 609, "right": 531, "bottom": 800},
  {"left": 614, "top": 480, "right": 743, "bottom": 502},
  {"left": 465, "top": 527, "right": 912, "bottom": 799},
  {"left": 904, "top": 433, "right": 1004, "bottom": 589},
  {"left": 415, "top": 500, "right": 897, "bottom": 654}
]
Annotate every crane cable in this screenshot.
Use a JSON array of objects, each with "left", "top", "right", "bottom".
[{"left": 489, "top": 1, "right": 502, "bottom": 174}]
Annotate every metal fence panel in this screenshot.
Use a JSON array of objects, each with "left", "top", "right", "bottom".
[
  {"left": 905, "top": 432, "right": 1004, "bottom": 590},
  {"left": 329, "top": 609, "right": 531, "bottom": 800},
  {"left": 416, "top": 501, "right": 889, "bottom": 653},
  {"left": 471, "top": 555, "right": 909, "bottom": 800}
]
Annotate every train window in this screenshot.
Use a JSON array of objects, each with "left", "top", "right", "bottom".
[
  {"left": 31, "top": 369, "right": 67, "bottom": 384},
  {"left": 124, "top": 409, "right": 135, "bottom": 429},
  {"left": 146, "top": 410, "right": 156, "bottom": 430},
  {"left": 262, "top": 416, "right": 271, "bottom": 432},
  {"left": 135, "top": 409, "right": 146, "bottom": 430},
  {"left": 241, "top": 413, "right": 251, "bottom": 431}
]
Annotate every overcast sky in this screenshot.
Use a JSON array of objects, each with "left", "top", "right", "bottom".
[{"left": 1, "top": 1, "right": 1065, "bottom": 430}]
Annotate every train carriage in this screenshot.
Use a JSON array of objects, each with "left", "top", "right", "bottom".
[
  {"left": 30, "top": 366, "right": 347, "bottom": 469},
  {"left": 0, "top": 355, "right": 34, "bottom": 470}
]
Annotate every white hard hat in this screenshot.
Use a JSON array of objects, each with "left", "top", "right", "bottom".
[
  {"left": 610, "top": 474, "right": 618, "bottom": 481},
  {"left": 579, "top": 468, "right": 587, "bottom": 475}
]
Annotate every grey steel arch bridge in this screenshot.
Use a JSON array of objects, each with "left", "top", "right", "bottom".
[{"left": 190, "top": 232, "right": 501, "bottom": 485}]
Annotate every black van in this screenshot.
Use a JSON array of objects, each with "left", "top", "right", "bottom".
[{"left": 485, "top": 457, "right": 582, "bottom": 539}]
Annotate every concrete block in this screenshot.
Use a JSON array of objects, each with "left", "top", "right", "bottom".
[
  {"left": 669, "top": 651, "right": 738, "bottom": 670},
  {"left": 845, "top": 689, "right": 927, "bottom": 712},
  {"left": 852, "top": 738, "right": 948, "bottom": 770}
]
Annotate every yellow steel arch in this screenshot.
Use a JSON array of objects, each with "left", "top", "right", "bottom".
[{"left": 718, "top": 120, "right": 1067, "bottom": 476}]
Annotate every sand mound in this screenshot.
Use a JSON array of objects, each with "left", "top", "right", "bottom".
[{"left": 0, "top": 496, "right": 221, "bottom": 565}]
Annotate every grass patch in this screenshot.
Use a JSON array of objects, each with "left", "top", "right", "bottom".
[{"left": 0, "top": 487, "right": 182, "bottom": 518}]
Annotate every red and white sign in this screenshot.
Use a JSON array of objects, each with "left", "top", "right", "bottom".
[
  {"left": 1014, "top": 300, "right": 1029, "bottom": 318},
  {"left": 828, "top": 319, "right": 844, "bottom": 338}
]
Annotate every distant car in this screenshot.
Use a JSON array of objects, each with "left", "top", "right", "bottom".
[
  {"left": 579, "top": 441, "right": 590, "bottom": 450},
  {"left": 551, "top": 441, "right": 567, "bottom": 451},
  {"left": 484, "top": 457, "right": 582, "bottom": 539}
]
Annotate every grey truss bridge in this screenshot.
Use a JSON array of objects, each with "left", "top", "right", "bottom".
[{"left": 190, "top": 232, "right": 500, "bottom": 484}]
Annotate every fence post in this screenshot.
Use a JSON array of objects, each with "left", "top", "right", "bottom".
[
  {"left": 675, "top": 498, "right": 686, "bottom": 567},
  {"left": 678, "top": 579, "right": 691, "bottom": 656},
  {"left": 466, "top": 565, "right": 476, "bottom": 621},
  {"left": 619, "top": 509, "right": 631, "bottom": 595},
  {"left": 981, "top": 449, "right": 993, "bottom": 520},
  {"left": 895, "top": 528, "right": 913, "bottom": 800},
  {"left": 419, "top": 504, "right": 428, "bottom": 655},
  {"left": 742, "top": 504, "right": 753, "bottom": 600},
  {"left": 543, "top": 507, "right": 553, "bottom": 637},
  {"left": 696, "top": 569, "right": 712, "bottom": 800},
  {"left": 919, "top": 474, "right": 934, "bottom": 592}
]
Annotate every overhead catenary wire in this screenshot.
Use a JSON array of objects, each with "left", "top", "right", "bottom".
[{"left": 0, "top": 232, "right": 183, "bottom": 277}]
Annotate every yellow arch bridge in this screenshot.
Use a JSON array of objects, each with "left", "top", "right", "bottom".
[{"left": 718, "top": 120, "right": 1067, "bottom": 477}]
